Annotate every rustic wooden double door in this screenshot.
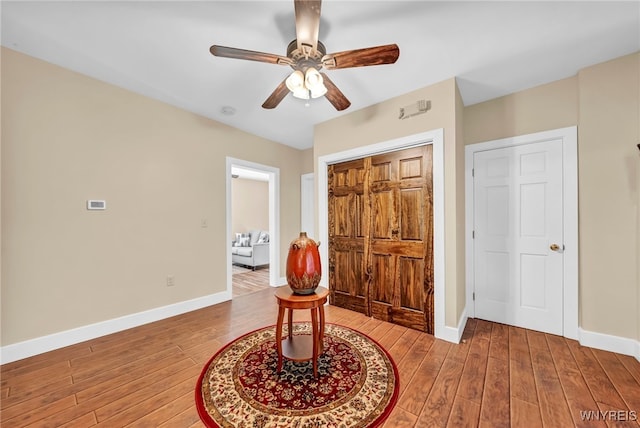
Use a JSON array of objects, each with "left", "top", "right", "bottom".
[{"left": 328, "top": 145, "right": 434, "bottom": 333}]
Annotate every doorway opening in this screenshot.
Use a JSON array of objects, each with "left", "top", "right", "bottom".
[{"left": 226, "top": 157, "right": 280, "bottom": 298}]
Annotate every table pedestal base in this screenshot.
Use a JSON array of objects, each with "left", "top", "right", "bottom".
[{"left": 274, "top": 286, "right": 328, "bottom": 378}]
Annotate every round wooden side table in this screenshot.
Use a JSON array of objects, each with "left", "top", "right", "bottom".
[{"left": 274, "top": 286, "right": 329, "bottom": 378}]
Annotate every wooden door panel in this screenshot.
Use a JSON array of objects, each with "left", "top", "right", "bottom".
[
  {"left": 333, "top": 287, "right": 369, "bottom": 314},
  {"left": 399, "top": 257, "right": 425, "bottom": 311},
  {"left": 400, "top": 188, "right": 424, "bottom": 241},
  {"left": 371, "top": 190, "right": 394, "bottom": 239},
  {"left": 333, "top": 250, "right": 351, "bottom": 294},
  {"left": 328, "top": 159, "right": 369, "bottom": 316},
  {"left": 332, "top": 194, "right": 352, "bottom": 237},
  {"left": 332, "top": 247, "right": 368, "bottom": 313},
  {"left": 368, "top": 145, "right": 433, "bottom": 333},
  {"left": 369, "top": 257, "right": 427, "bottom": 330},
  {"left": 371, "top": 146, "right": 426, "bottom": 176},
  {"left": 371, "top": 254, "right": 393, "bottom": 304},
  {"left": 371, "top": 161, "right": 391, "bottom": 182},
  {"left": 370, "top": 240, "right": 424, "bottom": 258},
  {"left": 399, "top": 156, "right": 423, "bottom": 179},
  {"left": 370, "top": 305, "right": 426, "bottom": 331},
  {"left": 333, "top": 249, "right": 365, "bottom": 297},
  {"left": 333, "top": 159, "right": 366, "bottom": 188},
  {"left": 329, "top": 145, "right": 433, "bottom": 333},
  {"left": 370, "top": 254, "right": 426, "bottom": 330}
]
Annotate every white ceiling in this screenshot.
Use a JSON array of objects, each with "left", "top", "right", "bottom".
[{"left": 2, "top": 1, "right": 639, "bottom": 150}]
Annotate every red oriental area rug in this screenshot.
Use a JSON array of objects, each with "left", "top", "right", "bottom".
[{"left": 195, "top": 323, "right": 399, "bottom": 427}]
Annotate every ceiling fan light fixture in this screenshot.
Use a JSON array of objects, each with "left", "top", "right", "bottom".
[
  {"left": 310, "top": 83, "right": 327, "bottom": 99},
  {"left": 292, "top": 88, "right": 310, "bottom": 99},
  {"left": 303, "top": 67, "right": 327, "bottom": 99},
  {"left": 304, "top": 68, "right": 322, "bottom": 88},
  {"left": 285, "top": 70, "right": 305, "bottom": 92}
]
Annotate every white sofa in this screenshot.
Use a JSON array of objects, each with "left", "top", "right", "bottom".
[{"left": 232, "top": 229, "right": 270, "bottom": 270}]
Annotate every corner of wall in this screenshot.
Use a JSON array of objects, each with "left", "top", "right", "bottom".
[
  {"left": 300, "top": 147, "right": 315, "bottom": 174},
  {"left": 438, "top": 306, "right": 468, "bottom": 344},
  {"left": 454, "top": 79, "right": 466, "bottom": 325}
]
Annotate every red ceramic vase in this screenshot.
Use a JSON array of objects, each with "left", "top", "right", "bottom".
[{"left": 286, "top": 232, "right": 322, "bottom": 295}]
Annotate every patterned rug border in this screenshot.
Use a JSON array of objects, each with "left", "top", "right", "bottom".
[{"left": 195, "top": 322, "right": 400, "bottom": 428}]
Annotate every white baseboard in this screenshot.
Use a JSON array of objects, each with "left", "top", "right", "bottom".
[
  {"left": 0, "top": 290, "right": 231, "bottom": 365},
  {"left": 440, "top": 306, "right": 640, "bottom": 361},
  {"left": 443, "top": 310, "right": 640, "bottom": 361},
  {"left": 437, "top": 309, "right": 468, "bottom": 344},
  {"left": 578, "top": 328, "right": 640, "bottom": 362}
]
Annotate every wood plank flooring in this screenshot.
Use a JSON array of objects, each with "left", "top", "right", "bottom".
[
  {"left": 2, "top": 287, "right": 639, "bottom": 427},
  {"left": 232, "top": 266, "right": 270, "bottom": 298}
]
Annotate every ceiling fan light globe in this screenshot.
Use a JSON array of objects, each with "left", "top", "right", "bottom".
[
  {"left": 292, "top": 88, "right": 310, "bottom": 99},
  {"left": 310, "top": 83, "right": 327, "bottom": 99},
  {"left": 285, "top": 70, "right": 305, "bottom": 92},
  {"left": 304, "top": 68, "right": 323, "bottom": 90}
]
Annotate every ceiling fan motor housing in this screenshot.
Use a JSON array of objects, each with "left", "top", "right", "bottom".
[{"left": 287, "top": 39, "right": 326, "bottom": 71}]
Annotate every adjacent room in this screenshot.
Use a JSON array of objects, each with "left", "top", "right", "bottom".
[
  {"left": 2, "top": 1, "right": 639, "bottom": 427},
  {"left": 230, "top": 165, "right": 271, "bottom": 297}
]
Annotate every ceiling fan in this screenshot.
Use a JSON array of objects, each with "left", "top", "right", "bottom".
[{"left": 209, "top": 0, "right": 399, "bottom": 111}]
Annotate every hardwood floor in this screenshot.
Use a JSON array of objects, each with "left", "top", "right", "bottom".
[
  {"left": 2, "top": 287, "right": 639, "bottom": 427},
  {"left": 232, "top": 265, "right": 270, "bottom": 298}
]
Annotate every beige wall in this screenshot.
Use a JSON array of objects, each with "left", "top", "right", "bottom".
[
  {"left": 3, "top": 44, "right": 638, "bottom": 350},
  {"left": 577, "top": 53, "right": 639, "bottom": 340},
  {"left": 1, "top": 48, "right": 308, "bottom": 345},
  {"left": 300, "top": 148, "right": 314, "bottom": 173},
  {"left": 464, "top": 53, "right": 640, "bottom": 342},
  {"left": 464, "top": 76, "right": 578, "bottom": 145},
  {"left": 314, "top": 78, "right": 466, "bottom": 328},
  {"left": 231, "top": 178, "right": 269, "bottom": 234}
]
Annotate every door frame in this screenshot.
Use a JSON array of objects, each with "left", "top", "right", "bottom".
[
  {"left": 317, "top": 129, "right": 446, "bottom": 340},
  {"left": 464, "top": 126, "right": 578, "bottom": 340},
  {"left": 300, "top": 173, "right": 315, "bottom": 239},
  {"left": 226, "top": 157, "right": 281, "bottom": 295}
]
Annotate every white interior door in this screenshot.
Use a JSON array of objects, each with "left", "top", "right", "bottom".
[{"left": 473, "top": 139, "right": 564, "bottom": 335}]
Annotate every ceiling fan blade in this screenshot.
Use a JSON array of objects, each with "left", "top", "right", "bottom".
[
  {"left": 322, "top": 44, "right": 399, "bottom": 69},
  {"left": 210, "top": 45, "right": 293, "bottom": 66},
  {"left": 321, "top": 73, "right": 350, "bottom": 111},
  {"left": 294, "top": 0, "right": 322, "bottom": 53},
  {"left": 262, "top": 79, "right": 290, "bottom": 109}
]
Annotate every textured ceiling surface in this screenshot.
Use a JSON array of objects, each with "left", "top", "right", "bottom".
[{"left": 2, "top": 1, "right": 639, "bottom": 149}]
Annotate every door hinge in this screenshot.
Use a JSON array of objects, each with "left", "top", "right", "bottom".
[
  {"left": 472, "top": 168, "right": 475, "bottom": 177},
  {"left": 472, "top": 230, "right": 475, "bottom": 239},
  {"left": 473, "top": 292, "right": 475, "bottom": 301}
]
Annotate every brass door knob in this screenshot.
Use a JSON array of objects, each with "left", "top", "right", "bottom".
[{"left": 550, "top": 243, "right": 561, "bottom": 251}]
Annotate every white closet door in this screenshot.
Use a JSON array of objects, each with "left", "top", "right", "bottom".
[{"left": 473, "top": 139, "right": 564, "bottom": 334}]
